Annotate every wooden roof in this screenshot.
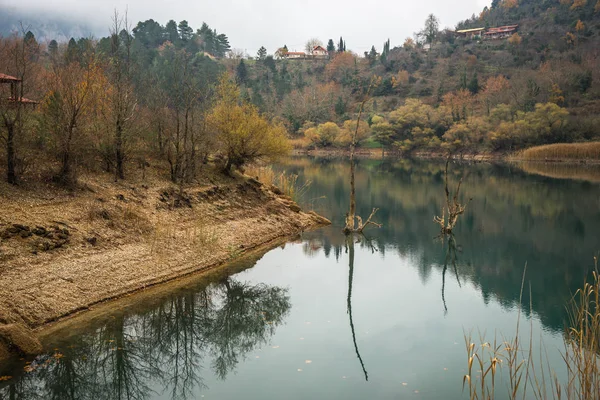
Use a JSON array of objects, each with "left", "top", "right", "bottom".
[{"left": 0, "top": 73, "right": 21, "bottom": 83}]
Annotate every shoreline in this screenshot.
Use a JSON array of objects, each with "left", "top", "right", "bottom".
[
  {"left": 0, "top": 167, "right": 330, "bottom": 360},
  {"left": 292, "top": 148, "right": 600, "bottom": 164}
]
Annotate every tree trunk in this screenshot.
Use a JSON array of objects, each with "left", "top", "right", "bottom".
[
  {"left": 344, "top": 153, "right": 357, "bottom": 233},
  {"left": 115, "top": 119, "right": 124, "bottom": 180},
  {"left": 6, "top": 122, "right": 17, "bottom": 185}
]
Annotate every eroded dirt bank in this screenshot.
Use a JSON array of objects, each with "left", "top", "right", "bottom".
[{"left": 0, "top": 167, "right": 329, "bottom": 358}]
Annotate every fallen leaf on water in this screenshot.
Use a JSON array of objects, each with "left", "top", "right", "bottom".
[
  {"left": 24, "top": 366, "right": 35, "bottom": 373},
  {"left": 0, "top": 376, "right": 12, "bottom": 382},
  {"left": 53, "top": 353, "right": 64, "bottom": 359}
]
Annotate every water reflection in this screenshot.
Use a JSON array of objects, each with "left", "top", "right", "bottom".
[
  {"left": 0, "top": 278, "right": 290, "bottom": 400},
  {"left": 346, "top": 235, "right": 369, "bottom": 382},
  {"left": 440, "top": 234, "right": 462, "bottom": 315},
  {"left": 283, "top": 157, "right": 600, "bottom": 332}
]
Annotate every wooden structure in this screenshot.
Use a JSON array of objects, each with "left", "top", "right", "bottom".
[
  {"left": 483, "top": 25, "right": 519, "bottom": 40},
  {"left": 454, "top": 24, "right": 519, "bottom": 41},
  {"left": 455, "top": 27, "right": 486, "bottom": 39},
  {"left": 0, "top": 73, "right": 38, "bottom": 106}
]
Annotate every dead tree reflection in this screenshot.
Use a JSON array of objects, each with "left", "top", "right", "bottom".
[
  {"left": 346, "top": 235, "right": 369, "bottom": 381},
  {"left": 440, "top": 234, "right": 462, "bottom": 315}
]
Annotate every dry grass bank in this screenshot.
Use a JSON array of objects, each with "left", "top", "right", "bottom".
[
  {"left": 514, "top": 142, "right": 600, "bottom": 162},
  {"left": 0, "top": 163, "right": 329, "bottom": 357}
]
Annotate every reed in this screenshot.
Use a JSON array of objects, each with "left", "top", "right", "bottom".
[
  {"left": 516, "top": 142, "right": 600, "bottom": 161},
  {"left": 463, "top": 262, "right": 600, "bottom": 399}
]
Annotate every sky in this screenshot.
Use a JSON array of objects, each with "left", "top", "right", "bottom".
[{"left": 0, "top": 0, "right": 491, "bottom": 55}]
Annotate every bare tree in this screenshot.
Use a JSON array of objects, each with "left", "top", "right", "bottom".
[
  {"left": 107, "top": 10, "right": 137, "bottom": 180},
  {"left": 43, "top": 50, "right": 100, "bottom": 185},
  {"left": 343, "top": 77, "right": 382, "bottom": 234},
  {"left": 433, "top": 158, "right": 471, "bottom": 234}
]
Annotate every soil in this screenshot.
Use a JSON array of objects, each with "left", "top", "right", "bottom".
[{"left": 0, "top": 164, "right": 329, "bottom": 358}]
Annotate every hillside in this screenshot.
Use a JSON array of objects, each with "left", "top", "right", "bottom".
[
  {"left": 1, "top": 0, "right": 600, "bottom": 193},
  {"left": 237, "top": 0, "right": 600, "bottom": 153}
]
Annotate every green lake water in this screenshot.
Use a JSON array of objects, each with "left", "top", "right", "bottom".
[{"left": 1, "top": 157, "right": 600, "bottom": 399}]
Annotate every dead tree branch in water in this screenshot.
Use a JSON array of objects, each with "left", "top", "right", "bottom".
[
  {"left": 344, "top": 76, "right": 382, "bottom": 235},
  {"left": 434, "top": 158, "right": 471, "bottom": 234}
]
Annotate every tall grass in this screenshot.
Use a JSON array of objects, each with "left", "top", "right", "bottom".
[
  {"left": 463, "top": 263, "right": 600, "bottom": 399},
  {"left": 246, "top": 165, "right": 312, "bottom": 202},
  {"left": 517, "top": 143, "right": 600, "bottom": 161}
]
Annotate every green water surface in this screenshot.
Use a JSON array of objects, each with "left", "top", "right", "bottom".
[{"left": 1, "top": 158, "right": 599, "bottom": 400}]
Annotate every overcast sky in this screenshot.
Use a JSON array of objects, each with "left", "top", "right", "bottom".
[{"left": 1, "top": 0, "right": 491, "bottom": 55}]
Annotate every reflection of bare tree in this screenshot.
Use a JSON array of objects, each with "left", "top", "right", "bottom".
[
  {"left": 346, "top": 235, "right": 369, "bottom": 381},
  {"left": 1, "top": 279, "right": 290, "bottom": 400},
  {"left": 440, "top": 234, "right": 462, "bottom": 315}
]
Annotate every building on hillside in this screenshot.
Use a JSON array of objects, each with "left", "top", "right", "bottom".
[
  {"left": 282, "top": 46, "right": 330, "bottom": 60},
  {"left": 454, "top": 27, "right": 486, "bottom": 39},
  {"left": 286, "top": 51, "right": 306, "bottom": 59},
  {"left": 0, "top": 73, "right": 38, "bottom": 106},
  {"left": 483, "top": 24, "right": 519, "bottom": 40},
  {"left": 311, "top": 45, "right": 329, "bottom": 59}
]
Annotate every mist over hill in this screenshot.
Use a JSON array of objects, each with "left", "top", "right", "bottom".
[{"left": 0, "top": 4, "right": 103, "bottom": 42}]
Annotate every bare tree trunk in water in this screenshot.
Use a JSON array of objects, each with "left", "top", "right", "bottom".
[
  {"left": 344, "top": 77, "right": 382, "bottom": 234},
  {"left": 433, "top": 157, "right": 471, "bottom": 234}
]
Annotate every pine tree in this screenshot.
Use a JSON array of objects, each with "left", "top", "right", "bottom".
[
  {"left": 48, "top": 39, "right": 58, "bottom": 56},
  {"left": 236, "top": 59, "right": 248, "bottom": 84},
  {"left": 65, "top": 38, "right": 79, "bottom": 63},
  {"left": 338, "top": 36, "right": 345, "bottom": 52},
  {"left": 257, "top": 46, "right": 267, "bottom": 60},
  {"left": 468, "top": 72, "right": 480, "bottom": 94},
  {"left": 165, "top": 20, "right": 179, "bottom": 43},
  {"left": 327, "top": 39, "right": 335, "bottom": 52},
  {"left": 177, "top": 20, "right": 193, "bottom": 42}
]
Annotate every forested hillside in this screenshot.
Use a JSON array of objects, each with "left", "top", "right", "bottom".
[
  {"left": 1, "top": 0, "right": 600, "bottom": 188},
  {"left": 238, "top": 0, "right": 600, "bottom": 153}
]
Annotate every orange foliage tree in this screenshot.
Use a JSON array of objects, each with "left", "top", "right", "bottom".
[{"left": 325, "top": 52, "right": 357, "bottom": 84}]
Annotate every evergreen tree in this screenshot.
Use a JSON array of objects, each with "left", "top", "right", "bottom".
[
  {"left": 24, "top": 31, "right": 36, "bottom": 44},
  {"left": 177, "top": 20, "right": 193, "bottom": 42},
  {"left": 337, "top": 36, "right": 345, "bottom": 52},
  {"left": 165, "top": 20, "right": 179, "bottom": 43},
  {"left": 327, "top": 39, "right": 335, "bottom": 53},
  {"left": 264, "top": 55, "right": 276, "bottom": 73},
  {"left": 382, "top": 39, "right": 390, "bottom": 57},
  {"left": 257, "top": 46, "right": 267, "bottom": 60},
  {"left": 468, "top": 72, "right": 480, "bottom": 94},
  {"left": 335, "top": 96, "right": 346, "bottom": 116},
  {"left": 48, "top": 39, "right": 58, "bottom": 56},
  {"left": 236, "top": 59, "right": 248, "bottom": 84},
  {"left": 65, "top": 38, "right": 79, "bottom": 63}
]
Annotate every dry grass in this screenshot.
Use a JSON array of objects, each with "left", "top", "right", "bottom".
[
  {"left": 464, "top": 262, "right": 600, "bottom": 400},
  {"left": 516, "top": 143, "right": 600, "bottom": 161},
  {"left": 246, "top": 165, "right": 312, "bottom": 202},
  {"left": 517, "top": 162, "right": 600, "bottom": 183}
]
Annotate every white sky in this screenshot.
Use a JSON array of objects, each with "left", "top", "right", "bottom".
[{"left": 1, "top": 0, "right": 491, "bottom": 55}]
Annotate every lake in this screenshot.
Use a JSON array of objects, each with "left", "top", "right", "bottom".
[{"left": 1, "top": 157, "right": 600, "bottom": 399}]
